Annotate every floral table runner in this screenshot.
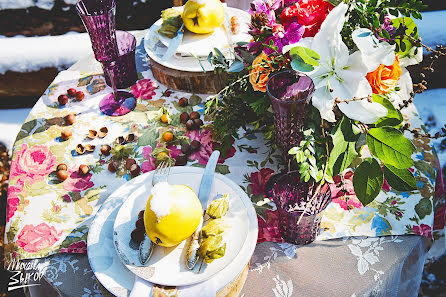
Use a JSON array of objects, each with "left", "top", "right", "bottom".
[{"left": 4, "top": 65, "right": 445, "bottom": 260}]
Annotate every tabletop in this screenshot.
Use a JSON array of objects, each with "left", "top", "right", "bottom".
[{"left": 6, "top": 26, "right": 444, "bottom": 297}]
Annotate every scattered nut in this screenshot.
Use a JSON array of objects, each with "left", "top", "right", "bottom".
[
  {"left": 186, "top": 119, "right": 196, "bottom": 131},
  {"left": 57, "top": 170, "right": 68, "bottom": 181},
  {"left": 67, "top": 88, "right": 77, "bottom": 97},
  {"left": 78, "top": 164, "right": 90, "bottom": 176},
  {"left": 76, "top": 144, "right": 85, "bottom": 155},
  {"left": 190, "top": 111, "right": 200, "bottom": 120},
  {"left": 87, "top": 130, "right": 98, "bottom": 140},
  {"left": 126, "top": 158, "right": 137, "bottom": 170},
  {"left": 131, "top": 228, "right": 145, "bottom": 244},
  {"left": 175, "top": 154, "right": 188, "bottom": 166},
  {"left": 100, "top": 145, "right": 111, "bottom": 156},
  {"left": 116, "top": 136, "right": 126, "bottom": 145},
  {"left": 61, "top": 129, "right": 72, "bottom": 141},
  {"left": 138, "top": 210, "right": 145, "bottom": 219},
  {"left": 65, "top": 113, "right": 76, "bottom": 125},
  {"left": 108, "top": 161, "right": 118, "bottom": 173},
  {"left": 98, "top": 127, "right": 108, "bottom": 138},
  {"left": 56, "top": 163, "right": 68, "bottom": 171},
  {"left": 84, "top": 144, "right": 95, "bottom": 153},
  {"left": 191, "top": 140, "right": 201, "bottom": 152},
  {"left": 58, "top": 94, "right": 69, "bottom": 105},
  {"left": 135, "top": 218, "right": 145, "bottom": 229},
  {"left": 194, "top": 118, "right": 203, "bottom": 128},
  {"left": 178, "top": 97, "right": 188, "bottom": 107},
  {"left": 180, "top": 112, "right": 189, "bottom": 124},
  {"left": 130, "top": 164, "right": 141, "bottom": 176},
  {"left": 126, "top": 133, "right": 137, "bottom": 143},
  {"left": 181, "top": 143, "right": 191, "bottom": 155}
]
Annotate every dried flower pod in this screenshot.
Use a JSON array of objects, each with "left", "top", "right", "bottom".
[
  {"left": 56, "top": 163, "right": 68, "bottom": 171},
  {"left": 84, "top": 144, "right": 95, "bottom": 153},
  {"left": 201, "top": 219, "right": 226, "bottom": 238},
  {"left": 204, "top": 243, "right": 226, "bottom": 263},
  {"left": 138, "top": 210, "right": 145, "bottom": 219},
  {"left": 230, "top": 16, "right": 240, "bottom": 34},
  {"left": 76, "top": 144, "right": 85, "bottom": 155},
  {"left": 116, "top": 136, "right": 126, "bottom": 145},
  {"left": 131, "top": 228, "right": 145, "bottom": 244},
  {"left": 207, "top": 194, "right": 229, "bottom": 219},
  {"left": 126, "top": 133, "right": 137, "bottom": 143},
  {"left": 197, "top": 235, "right": 223, "bottom": 258},
  {"left": 78, "top": 164, "right": 90, "bottom": 176},
  {"left": 61, "top": 129, "right": 72, "bottom": 141},
  {"left": 100, "top": 145, "right": 111, "bottom": 156},
  {"left": 135, "top": 218, "right": 145, "bottom": 229},
  {"left": 87, "top": 130, "right": 98, "bottom": 140},
  {"left": 98, "top": 127, "right": 108, "bottom": 138}
]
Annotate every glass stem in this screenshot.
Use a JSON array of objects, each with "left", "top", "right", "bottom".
[{"left": 104, "top": 62, "right": 120, "bottom": 102}]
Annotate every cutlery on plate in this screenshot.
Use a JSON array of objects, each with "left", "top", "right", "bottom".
[
  {"left": 161, "top": 23, "right": 184, "bottom": 62},
  {"left": 138, "top": 161, "right": 172, "bottom": 265},
  {"left": 186, "top": 151, "right": 220, "bottom": 270}
]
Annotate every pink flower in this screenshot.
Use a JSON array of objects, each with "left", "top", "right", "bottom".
[
  {"left": 249, "top": 168, "right": 275, "bottom": 196},
  {"left": 10, "top": 143, "right": 57, "bottom": 185},
  {"left": 142, "top": 146, "right": 153, "bottom": 159},
  {"left": 412, "top": 224, "right": 432, "bottom": 237},
  {"left": 257, "top": 210, "right": 285, "bottom": 244},
  {"left": 6, "top": 182, "right": 23, "bottom": 222},
  {"left": 167, "top": 145, "right": 182, "bottom": 159},
  {"left": 60, "top": 241, "right": 87, "bottom": 253},
  {"left": 141, "top": 146, "right": 157, "bottom": 173},
  {"left": 382, "top": 178, "right": 391, "bottom": 192},
  {"left": 187, "top": 129, "right": 236, "bottom": 165},
  {"left": 16, "top": 223, "right": 62, "bottom": 253},
  {"left": 63, "top": 166, "right": 94, "bottom": 193},
  {"left": 330, "top": 171, "right": 363, "bottom": 210},
  {"left": 131, "top": 79, "right": 158, "bottom": 100},
  {"left": 434, "top": 204, "right": 445, "bottom": 230}
]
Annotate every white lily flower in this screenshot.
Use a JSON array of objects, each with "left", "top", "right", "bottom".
[{"left": 285, "top": 3, "right": 391, "bottom": 124}]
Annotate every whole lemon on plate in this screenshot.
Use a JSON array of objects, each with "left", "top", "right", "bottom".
[
  {"left": 144, "top": 182, "right": 202, "bottom": 247},
  {"left": 182, "top": 0, "right": 225, "bottom": 34}
]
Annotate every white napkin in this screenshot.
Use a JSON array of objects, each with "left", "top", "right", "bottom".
[{"left": 129, "top": 275, "right": 217, "bottom": 297}]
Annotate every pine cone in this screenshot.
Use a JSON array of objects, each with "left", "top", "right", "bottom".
[{"left": 250, "top": 12, "right": 269, "bottom": 30}]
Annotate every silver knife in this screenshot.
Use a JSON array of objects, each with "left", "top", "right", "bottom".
[
  {"left": 161, "top": 23, "right": 184, "bottom": 62},
  {"left": 186, "top": 150, "right": 220, "bottom": 270}
]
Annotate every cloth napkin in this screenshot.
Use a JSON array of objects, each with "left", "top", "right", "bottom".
[{"left": 130, "top": 275, "right": 217, "bottom": 297}]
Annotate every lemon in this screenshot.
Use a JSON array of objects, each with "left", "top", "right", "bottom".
[
  {"left": 182, "top": 0, "right": 225, "bottom": 34},
  {"left": 144, "top": 183, "right": 203, "bottom": 247}
]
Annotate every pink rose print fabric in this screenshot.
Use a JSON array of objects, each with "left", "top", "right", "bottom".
[
  {"left": 63, "top": 166, "right": 94, "bottom": 193},
  {"left": 16, "top": 223, "right": 62, "bottom": 253},
  {"left": 60, "top": 241, "right": 87, "bottom": 253},
  {"left": 131, "top": 78, "right": 158, "bottom": 100},
  {"left": 187, "top": 129, "right": 235, "bottom": 165}
]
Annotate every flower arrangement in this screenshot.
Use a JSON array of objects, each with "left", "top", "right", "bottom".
[{"left": 206, "top": 0, "right": 446, "bottom": 206}]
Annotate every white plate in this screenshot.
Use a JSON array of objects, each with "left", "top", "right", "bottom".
[
  {"left": 144, "top": 7, "right": 250, "bottom": 72},
  {"left": 113, "top": 169, "right": 249, "bottom": 286},
  {"left": 87, "top": 167, "right": 258, "bottom": 296}
]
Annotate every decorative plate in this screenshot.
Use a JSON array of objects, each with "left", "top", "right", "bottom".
[
  {"left": 113, "top": 167, "right": 255, "bottom": 286},
  {"left": 87, "top": 167, "right": 258, "bottom": 296}
]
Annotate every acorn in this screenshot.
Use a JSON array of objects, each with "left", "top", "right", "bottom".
[
  {"left": 181, "top": 143, "right": 191, "bottom": 155},
  {"left": 194, "top": 118, "right": 203, "bottom": 128},
  {"left": 98, "top": 127, "right": 108, "bottom": 138},
  {"left": 56, "top": 163, "right": 68, "bottom": 171},
  {"left": 190, "top": 111, "right": 200, "bottom": 120},
  {"left": 138, "top": 210, "right": 145, "bottom": 219},
  {"left": 186, "top": 120, "right": 196, "bottom": 131},
  {"left": 100, "top": 145, "right": 111, "bottom": 156},
  {"left": 175, "top": 154, "right": 188, "bottom": 166},
  {"left": 58, "top": 94, "right": 69, "bottom": 105},
  {"left": 108, "top": 161, "right": 118, "bottom": 173},
  {"left": 135, "top": 218, "right": 145, "bottom": 229},
  {"left": 76, "top": 144, "right": 85, "bottom": 155},
  {"left": 190, "top": 140, "right": 201, "bottom": 152},
  {"left": 180, "top": 112, "right": 189, "bottom": 124},
  {"left": 78, "top": 164, "right": 90, "bottom": 176},
  {"left": 65, "top": 113, "right": 76, "bottom": 125},
  {"left": 178, "top": 97, "right": 188, "bottom": 107},
  {"left": 126, "top": 158, "right": 136, "bottom": 170},
  {"left": 57, "top": 170, "right": 68, "bottom": 181},
  {"left": 87, "top": 129, "right": 97, "bottom": 139},
  {"left": 126, "top": 133, "right": 137, "bottom": 143},
  {"left": 116, "top": 136, "right": 126, "bottom": 145},
  {"left": 61, "top": 129, "right": 72, "bottom": 141},
  {"left": 130, "top": 164, "right": 141, "bottom": 176},
  {"left": 131, "top": 228, "right": 145, "bottom": 244}
]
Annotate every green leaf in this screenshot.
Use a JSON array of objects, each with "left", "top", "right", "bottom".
[
  {"left": 415, "top": 198, "right": 432, "bottom": 219},
  {"left": 289, "top": 46, "right": 320, "bottom": 66},
  {"left": 391, "top": 17, "right": 419, "bottom": 58},
  {"left": 215, "top": 164, "right": 230, "bottom": 175},
  {"left": 383, "top": 164, "right": 417, "bottom": 191},
  {"left": 367, "top": 127, "right": 415, "bottom": 169},
  {"left": 137, "top": 126, "right": 159, "bottom": 148},
  {"left": 227, "top": 61, "right": 245, "bottom": 73},
  {"left": 353, "top": 158, "right": 384, "bottom": 206},
  {"left": 373, "top": 94, "right": 403, "bottom": 127},
  {"left": 328, "top": 117, "right": 361, "bottom": 176},
  {"left": 291, "top": 57, "right": 315, "bottom": 72},
  {"left": 189, "top": 94, "right": 202, "bottom": 106}
]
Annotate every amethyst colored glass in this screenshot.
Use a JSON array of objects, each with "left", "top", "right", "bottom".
[
  {"left": 101, "top": 31, "right": 138, "bottom": 89},
  {"left": 75, "top": 0, "right": 118, "bottom": 62},
  {"left": 266, "top": 171, "right": 331, "bottom": 245},
  {"left": 266, "top": 70, "right": 315, "bottom": 162}
]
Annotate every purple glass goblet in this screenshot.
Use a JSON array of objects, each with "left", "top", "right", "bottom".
[
  {"left": 266, "top": 70, "right": 315, "bottom": 163},
  {"left": 101, "top": 30, "right": 138, "bottom": 89},
  {"left": 266, "top": 171, "right": 331, "bottom": 245},
  {"left": 75, "top": 0, "right": 119, "bottom": 62}
]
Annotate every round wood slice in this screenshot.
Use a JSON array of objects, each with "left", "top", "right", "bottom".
[
  {"left": 149, "top": 57, "right": 228, "bottom": 94},
  {"left": 96, "top": 263, "right": 249, "bottom": 297}
]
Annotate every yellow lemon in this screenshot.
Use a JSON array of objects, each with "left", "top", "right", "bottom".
[
  {"left": 182, "top": 0, "right": 225, "bottom": 34},
  {"left": 144, "top": 183, "right": 202, "bottom": 247}
]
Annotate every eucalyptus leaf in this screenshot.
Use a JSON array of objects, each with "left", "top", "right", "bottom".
[
  {"left": 353, "top": 158, "right": 384, "bottom": 206},
  {"left": 367, "top": 127, "right": 415, "bottom": 169},
  {"left": 227, "top": 61, "right": 245, "bottom": 73}
]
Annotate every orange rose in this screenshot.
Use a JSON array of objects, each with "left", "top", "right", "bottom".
[
  {"left": 366, "top": 55, "right": 402, "bottom": 94},
  {"left": 249, "top": 52, "right": 272, "bottom": 92}
]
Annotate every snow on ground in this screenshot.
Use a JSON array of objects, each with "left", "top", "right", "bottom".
[
  {"left": 414, "top": 88, "right": 446, "bottom": 167},
  {"left": 0, "top": 108, "right": 31, "bottom": 150},
  {"left": 0, "top": 32, "right": 92, "bottom": 74},
  {"left": 0, "top": 0, "right": 77, "bottom": 10}
]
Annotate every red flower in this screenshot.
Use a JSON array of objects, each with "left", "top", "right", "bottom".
[
  {"left": 63, "top": 166, "right": 94, "bottom": 193},
  {"left": 330, "top": 171, "right": 363, "bottom": 210},
  {"left": 16, "top": 223, "right": 62, "bottom": 253},
  {"left": 187, "top": 129, "right": 236, "bottom": 165},
  {"left": 412, "top": 224, "right": 432, "bottom": 237},
  {"left": 131, "top": 79, "right": 158, "bottom": 100},
  {"left": 280, "top": 0, "right": 333, "bottom": 37},
  {"left": 60, "top": 241, "right": 87, "bottom": 253},
  {"left": 249, "top": 168, "right": 275, "bottom": 196},
  {"left": 433, "top": 204, "right": 446, "bottom": 230},
  {"left": 257, "top": 210, "right": 285, "bottom": 244}
]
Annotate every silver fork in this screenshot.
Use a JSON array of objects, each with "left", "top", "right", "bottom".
[{"left": 139, "top": 161, "right": 173, "bottom": 265}]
